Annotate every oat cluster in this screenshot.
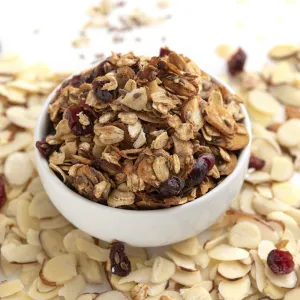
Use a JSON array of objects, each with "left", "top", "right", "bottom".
[
  {"left": 38, "top": 49, "right": 249, "bottom": 209},
  {"left": 0, "top": 44, "right": 300, "bottom": 300}
]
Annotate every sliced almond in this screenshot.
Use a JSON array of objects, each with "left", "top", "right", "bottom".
[
  {"left": 218, "top": 275, "right": 251, "bottom": 300},
  {"left": 256, "top": 184, "right": 273, "bottom": 199},
  {"left": 76, "top": 238, "right": 109, "bottom": 262},
  {"left": 58, "top": 274, "right": 86, "bottom": 300},
  {"left": 245, "top": 171, "right": 271, "bottom": 185},
  {"left": 184, "top": 286, "right": 212, "bottom": 300},
  {"left": 0, "top": 132, "right": 32, "bottom": 159},
  {"left": 109, "top": 274, "right": 135, "bottom": 292},
  {"left": 146, "top": 291, "right": 182, "bottom": 300},
  {"left": 284, "top": 288, "right": 300, "bottom": 300},
  {"left": 78, "top": 253, "right": 103, "bottom": 284},
  {"left": 94, "top": 291, "right": 127, "bottom": 300},
  {"left": 40, "top": 216, "right": 70, "bottom": 230},
  {"left": 27, "top": 229, "right": 41, "bottom": 246},
  {"left": 148, "top": 281, "right": 168, "bottom": 296},
  {"left": 218, "top": 261, "right": 251, "bottom": 280},
  {"left": 277, "top": 119, "right": 300, "bottom": 147},
  {"left": 29, "top": 192, "right": 60, "bottom": 219},
  {"left": 20, "top": 263, "right": 41, "bottom": 286},
  {"left": 270, "top": 156, "right": 294, "bottom": 182},
  {"left": 239, "top": 184, "right": 255, "bottom": 214},
  {"left": 171, "top": 236, "right": 200, "bottom": 256},
  {"left": 6, "top": 106, "right": 37, "bottom": 128},
  {"left": 118, "top": 267, "right": 151, "bottom": 284},
  {"left": 27, "top": 177, "right": 44, "bottom": 196},
  {"left": 2, "top": 291, "right": 33, "bottom": 300},
  {"left": 4, "top": 152, "right": 33, "bottom": 185},
  {"left": 191, "top": 250, "right": 210, "bottom": 269},
  {"left": 207, "top": 244, "right": 249, "bottom": 261},
  {"left": 248, "top": 89, "right": 280, "bottom": 116},
  {"left": 258, "top": 240, "right": 276, "bottom": 261},
  {"left": 250, "top": 250, "right": 267, "bottom": 293},
  {"left": 28, "top": 279, "right": 60, "bottom": 300},
  {"left": 269, "top": 44, "right": 299, "bottom": 59},
  {"left": 229, "top": 221, "right": 261, "bottom": 249},
  {"left": 171, "top": 269, "right": 201, "bottom": 287},
  {"left": 16, "top": 198, "right": 40, "bottom": 235},
  {"left": 270, "top": 85, "right": 300, "bottom": 107},
  {"left": 203, "top": 233, "right": 228, "bottom": 250},
  {"left": 36, "top": 277, "right": 56, "bottom": 292},
  {"left": 236, "top": 215, "right": 280, "bottom": 244},
  {"left": 39, "top": 230, "right": 66, "bottom": 258},
  {"left": 265, "top": 265, "right": 297, "bottom": 289},
  {"left": 150, "top": 256, "right": 176, "bottom": 283},
  {"left": 40, "top": 254, "right": 77, "bottom": 285},
  {"left": 264, "top": 282, "right": 287, "bottom": 299},
  {"left": 0, "top": 280, "right": 24, "bottom": 298},
  {"left": 165, "top": 250, "right": 196, "bottom": 271},
  {"left": 272, "top": 182, "right": 300, "bottom": 207},
  {"left": 63, "top": 229, "right": 93, "bottom": 253},
  {"left": 1, "top": 243, "right": 40, "bottom": 263}
]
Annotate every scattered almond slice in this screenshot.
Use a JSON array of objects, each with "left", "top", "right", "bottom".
[
  {"left": 229, "top": 221, "right": 261, "bottom": 249},
  {"left": 58, "top": 274, "right": 86, "bottom": 300},
  {"left": 245, "top": 171, "right": 271, "bottom": 185},
  {"left": 39, "top": 230, "right": 66, "bottom": 258},
  {"left": 203, "top": 233, "right": 228, "bottom": 250},
  {"left": 40, "top": 216, "right": 70, "bottom": 230},
  {"left": 0, "top": 280, "right": 24, "bottom": 298},
  {"left": 63, "top": 229, "right": 93, "bottom": 253},
  {"left": 272, "top": 182, "right": 300, "bottom": 207},
  {"left": 264, "top": 282, "right": 287, "bottom": 299},
  {"left": 76, "top": 238, "right": 109, "bottom": 262},
  {"left": 270, "top": 156, "right": 294, "bottom": 182},
  {"left": 147, "top": 281, "right": 168, "bottom": 296},
  {"left": 239, "top": 184, "right": 256, "bottom": 214},
  {"left": 265, "top": 265, "right": 297, "bottom": 289},
  {"left": 248, "top": 89, "right": 281, "bottom": 116},
  {"left": 250, "top": 250, "right": 267, "bottom": 293},
  {"left": 28, "top": 278, "right": 60, "bottom": 300},
  {"left": 150, "top": 256, "right": 176, "bottom": 283},
  {"left": 118, "top": 267, "right": 151, "bottom": 284},
  {"left": 218, "top": 261, "right": 251, "bottom": 280},
  {"left": 94, "top": 291, "right": 127, "bottom": 300},
  {"left": 78, "top": 253, "right": 103, "bottom": 284},
  {"left": 6, "top": 106, "right": 37, "bottom": 128},
  {"left": 109, "top": 274, "right": 135, "bottom": 292},
  {"left": 165, "top": 250, "right": 196, "bottom": 271},
  {"left": 269, "top": 44, "right": 299, "bottom": 59},
  {"left": 40, "top": 254, "right": 77, "bottom": 286},
  {"left": 29, "top": 192, "right": 60, "bottom": 219},
  {"left": 218, "top": 275, "right": 251, "bottom": 300},
  {"left": 284, "top": 288, "right": 300, "bottom": 300},
  {"left": 184, "top": 286, "right": 212, "bottom": 300},
  {"left": 171, "top": 236, "right": 200, "bottom": 256},
  {"left": 270, "top": 85, "right": 300, "bottom": 107},
  {"left": 208, "top": 244, "right": 249, "bottom": 261},
  {"left": 171, "top": 269, "right": 202, "bottom": 287},
  {"left": 1, "top": 243, "right": 40, "bottom": 263},
  {"left": 191, "top": 250, "right": 210, "bottom": 269},
  {"left": 277, "top": 119, "right": 300, "bottom": 147}
]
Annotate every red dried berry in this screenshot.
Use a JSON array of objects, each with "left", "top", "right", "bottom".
[
  {"left": 36, "top": 140, "right": 59, "bottom": 158},
  {"left": 0, "top": 176, "right": 6, "bottom": 208},
  {"left": 65, "top": 104, "right": 96, "bottom": 136},
  {"left": 109, "top": 241, "right": 131, "bottom": 277},
  {"left": 159, "top": 176, "right": 185, "bottom": 197},
  {"left": 159, "top": 47, "right": 171, "bottom": 57},
  {"left": 249, "top": 155, "right": 265, "bottom": 170},
  {"left": 267, "top": 249, "right": 294, "bottom": 275},
  {"left": 228, "top": 48, "right": 247, "bottom": 76}
]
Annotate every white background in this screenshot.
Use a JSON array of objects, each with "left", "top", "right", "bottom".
[
  {"left": 0, "top": 0, "right": 300, "bottom": 294},
  {"left": 0, "top": 0, "right": 299, "bottom": 76}
]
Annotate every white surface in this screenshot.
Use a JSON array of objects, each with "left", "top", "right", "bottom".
[
  {"left": 35, "top": 74, "right": 251, "bottom": 247},
  {"left": 0, "top": 0, "right": 299, "bottom": 75}
]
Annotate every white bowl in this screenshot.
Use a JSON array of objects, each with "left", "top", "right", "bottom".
[{"left": 35, "top": 75, "right": 251, "bottom": 247}]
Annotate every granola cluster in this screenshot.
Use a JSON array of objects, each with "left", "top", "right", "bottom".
[{"left": 37, "top": 49, "right": 249, "bottom": 209}]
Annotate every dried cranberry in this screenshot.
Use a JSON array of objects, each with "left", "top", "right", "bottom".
[
  {"left": 92, "top": 81, "right": 118, "bottom": 103},
  {"left": 109, "top": 241, "right": 131, "bottom": 277},
  {"left": 70, "top": 74, "right": 86, "bottom": 87},
  {"left": 36, "top": 140, "right": 59, "bottom": 158},
  {"left": 188, "top": 153, "right": 215, "bottom": 188},
  {"left": 0, "top": 176, "right": 6, "bottom": 208},
  {"left": 249, "top": 155, "right": 265, "bottom": 170},
  {"left": 159, "top": 47, "right": 171, "bottom": 57},
  {"left": 65, "top": 104, "right": 96, "bottom": 136},
  {"left": 227, "top": 48, "right": 247, "bottom": 76},
  {"left": 92, "top": 159, "right": 122, "bottom": 176},
  {"left": 267, "top": 249, "right": 294, "bottom": 275},
  {"left": 159, "top": 176, "right": 185, "bottom": 197}
]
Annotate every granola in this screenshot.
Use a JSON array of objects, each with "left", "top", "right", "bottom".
[{"left": 37, "top": 49, "right": 249, "bottom": 209}]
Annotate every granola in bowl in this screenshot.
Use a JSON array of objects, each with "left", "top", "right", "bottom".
[{"left": 36, "top": 48, "right": 250, "bottom": 209}]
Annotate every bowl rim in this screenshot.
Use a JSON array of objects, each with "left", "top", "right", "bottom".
[{"left": 34, "top": 70, "right": 252, "bottom": 216}]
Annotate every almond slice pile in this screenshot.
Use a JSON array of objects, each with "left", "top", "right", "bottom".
[{"left": 1, "top": 44, "right": 300, "bottom": 300}]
